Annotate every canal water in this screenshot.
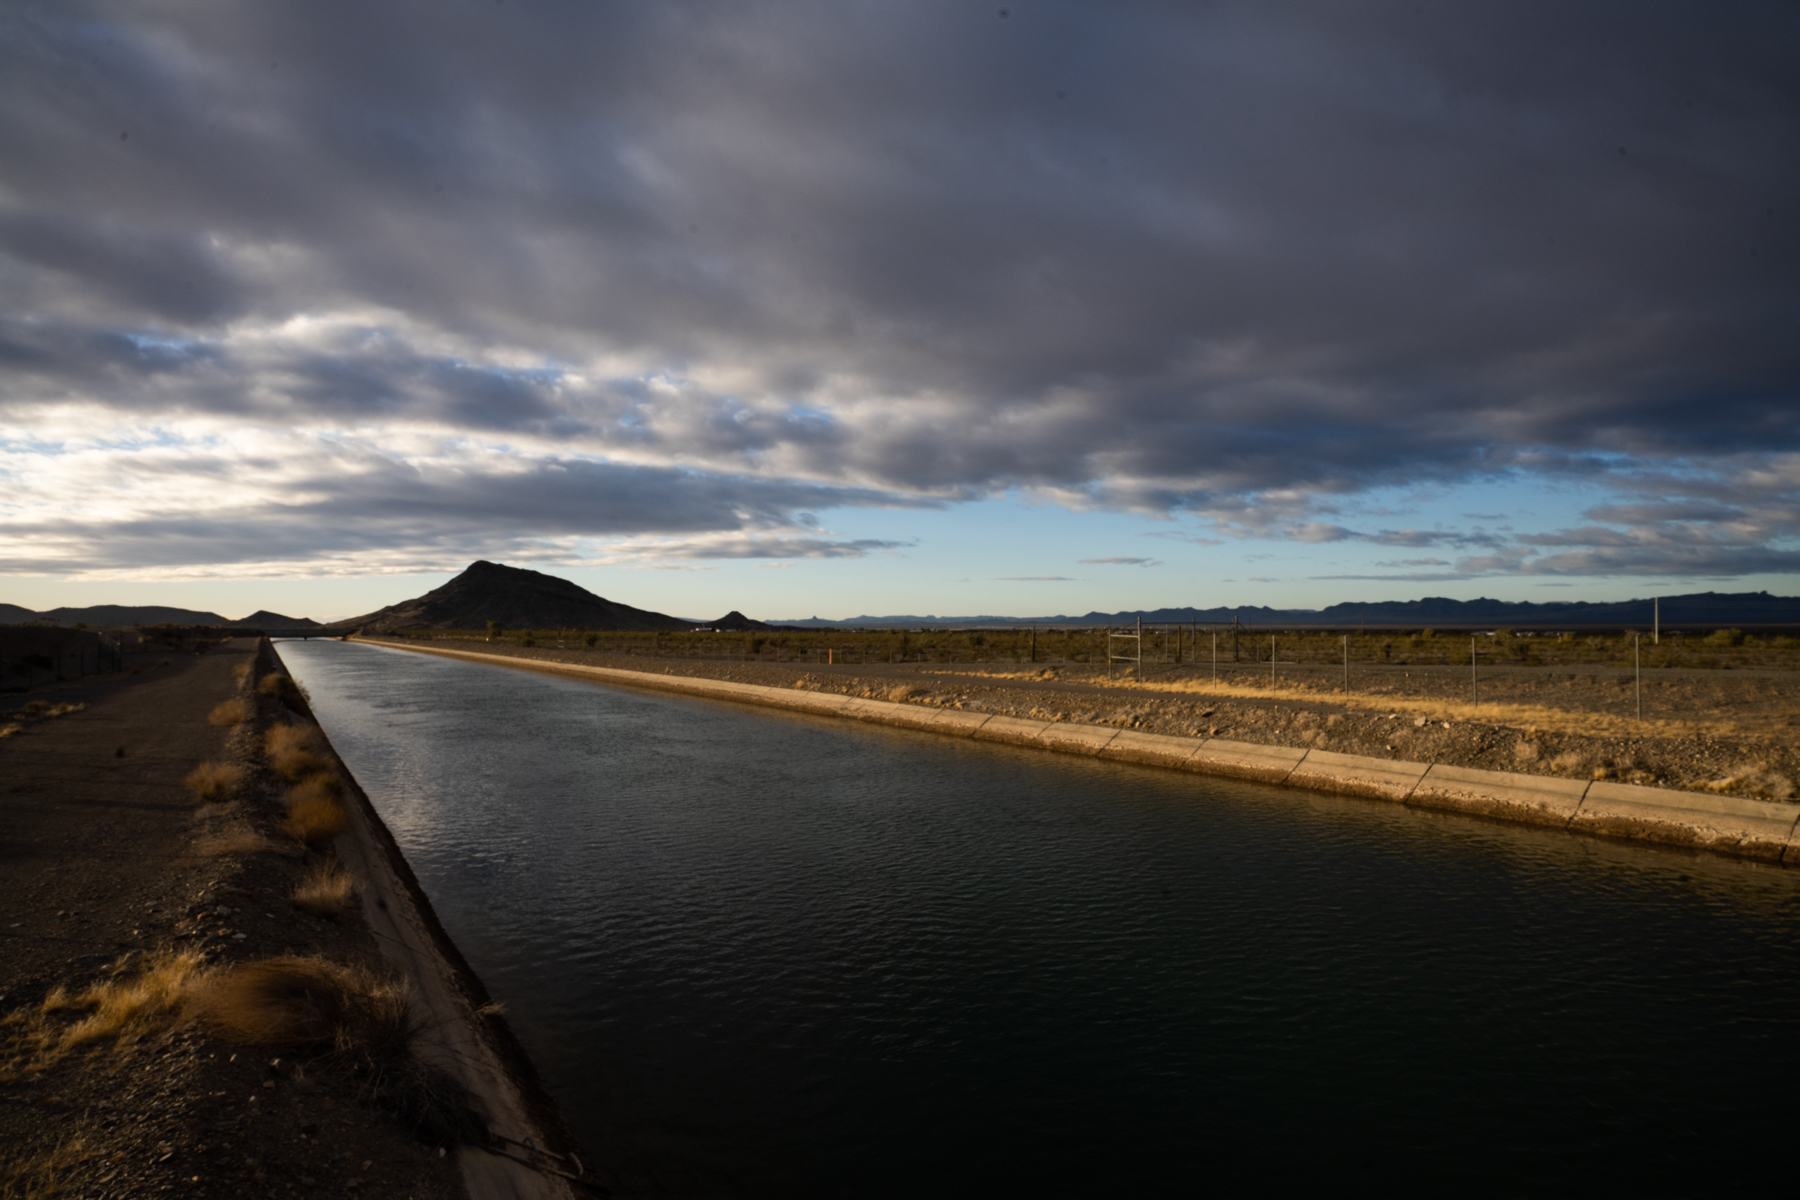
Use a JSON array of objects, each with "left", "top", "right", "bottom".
[{"left": 278, "top": 640, "right": 1800, "bottom": 1195}]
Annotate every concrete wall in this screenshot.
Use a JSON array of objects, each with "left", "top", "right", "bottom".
[{"left": 355, "top": 639, "right": 1800, "bottom": 868}]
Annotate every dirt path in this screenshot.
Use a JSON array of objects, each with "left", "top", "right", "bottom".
[{"left": 0, "top": 638, "right": 488, "bottom": 1198}]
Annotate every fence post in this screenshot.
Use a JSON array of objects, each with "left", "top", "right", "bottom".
[
  {"left": 1470, "top": 637, "right": 1477, "bottom": 705},
  {"left": 1343, "top": 635, "right": 1348, "bottom": 697},
  {"left": 1635, "top": 633, "right": 1642, "bottom": 721},
  {"left": 1270, "top": 634, "right": 1276, "bottom": 689}
]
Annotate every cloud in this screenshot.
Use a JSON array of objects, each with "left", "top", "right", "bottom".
[
  {"left": 1078, "top": 557, "right": 1162, "bottom": 567},
  {"left": 0, "top": 420, "right": 924, "bottom": 576},
  {"left": 998, "top": 576, "right": 1074, "bottom": 582},
  {"left": 0, "top": 2, "right": 1795, "bottom": 578}
]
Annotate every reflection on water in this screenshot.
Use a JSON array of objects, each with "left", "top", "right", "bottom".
[{"left": 279, "top": 640, "right": 1800, "bottom": 1196}]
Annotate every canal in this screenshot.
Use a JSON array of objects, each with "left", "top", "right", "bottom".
[{"left": 278, "top": 639, "right": 1800, "bottom": 1195}]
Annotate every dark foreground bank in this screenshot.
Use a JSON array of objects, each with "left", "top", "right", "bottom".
[{"left": 1, "top": 636, "right": 588, "bottom": 1199}]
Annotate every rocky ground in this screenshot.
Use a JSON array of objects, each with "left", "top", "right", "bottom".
[
  {"left": 373, "top": 636, "right": 1800, "bottom": 804},
  {"left": 0, "top": 636, "right": 470, "bottom": 1199}
]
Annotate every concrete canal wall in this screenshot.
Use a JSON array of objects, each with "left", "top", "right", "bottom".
[{"left": 352, "top": 638, "right": 1800, "bottom": 868}]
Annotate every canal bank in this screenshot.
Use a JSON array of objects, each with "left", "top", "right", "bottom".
[
  {"left": 352, "top": 637, "right": 1800, "bottom": 867},
  {"left": 0, "top": 633, "right": 592, "bottom": 1198},
  {"left": 265, "top": 638, "right": 593, "bottom": 1198}
]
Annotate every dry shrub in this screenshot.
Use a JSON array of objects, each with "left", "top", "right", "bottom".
[
  {"left": 291, "top": 862, "right": 356, "bottom": 916},
  {"left": 208, "top": 697, "right": 248, "bottom": 726},
  {"left": 186, "top": 956, "right": 415, "bottom": 1064},
  {"left": 283, "top": 792, "right": 350, "bottom": 848},
  {"left": 1707, "top": 764, "right": 1797, "bottom": 800},
  {"left": 0, "top": 1132, "right": 95, "bottom": 1199},
  {"left": 1550, "top": 750, "right": 1589, "bottom": 775},
  {"left": 0, "top": 722, "right": 21, "bottom": 740},
  {"left": 195, "top": 828, "right": 278, "bottom": 857},
  {"left": 258, "top": 671, "right": 311, "bottom": 711},
  {"left": 1, "top": 950, "right": 208, "bottom": 1081},
  {"left": 289, "top": 772, "right": 344, "bottom": 802},
  {"left": 182, "top": 760, "right": 245, "bottom": 804},
  {"left": 265, "top": 723, "right": 331, "bottom": 781},
  {"left": 232, "top": 662, "right": 252, "bottom": 683}
]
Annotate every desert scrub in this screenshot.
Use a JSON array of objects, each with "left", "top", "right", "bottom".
[
  {"left": 258, "top": 671, "right": 311, "bottom": 712},
  {"left": 186, "top": 956, "right": 415, "bottom": 1063},
  {"left": 0, "top": 1131, "right": 95, "bottom": 1199},
  {"left": 182, "top": 760, "right": 245, "bottom": 804},
  {"left": 208, "top": 697, "right": 248, "bottom": 726},
  {"left": 291, "top": 862, "right": 356, "bottom": 916},
  {"left": 264, "top": 723, "right": 332, "bottom": 781},
  {"left": 283, "top": 786, "right": 350, "bottom": 848},
  {"left": 0, "top": 949, "right": 209, "bottom": 1081}
]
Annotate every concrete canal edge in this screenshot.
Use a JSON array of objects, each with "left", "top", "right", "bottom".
[
  {"left": 349, "top": 638, "right": 1800, "bottom": 870},
  {"left": 265, "top": 642, "right": 593, "bottom": 1199}
]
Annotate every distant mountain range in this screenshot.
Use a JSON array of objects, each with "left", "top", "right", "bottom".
[
  {"left": 0, "top": 603, "right": 320, "bottom": 628},
  {"left": 0, "top": 602, "right": 234, "bottom": 626},
  {"left": 6, "top": 577, "right": 1794, "bottom": 632},
  {"left": 772, "top": 591, "right": 1800, "bottom": 629}
]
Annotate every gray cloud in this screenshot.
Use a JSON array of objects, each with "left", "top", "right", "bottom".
[
  {"left": 1, "top": 1, "right": 1796, "bottom": 574},
  {"left": 0, "top": 453, "right": 921, "bottom": 574},
  {"left": 1078, "top": 557, "right": 1161, "bottom": 567}
]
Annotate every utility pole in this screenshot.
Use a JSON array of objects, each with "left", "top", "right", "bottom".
[
  {"left": 1654, "top": 597, "right": 1660, "bottom": 646},
  {"left": 1635, "top": 633, "right": 1642, "bottom": 721},
  {"left": 1471, "top": 637, "right": 1477, "bottom": 705}
]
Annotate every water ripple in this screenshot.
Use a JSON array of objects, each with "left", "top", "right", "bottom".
[{"left": 282, "top": 640, "right": 1800, "bottom": 1196}]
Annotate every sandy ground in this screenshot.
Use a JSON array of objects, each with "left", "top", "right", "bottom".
[
  {"left": 372, "top": 636, "right": 1800, "bottom": 804},
  {"left": 0, "top": 637, "right": 468, "bottom": 1199}
]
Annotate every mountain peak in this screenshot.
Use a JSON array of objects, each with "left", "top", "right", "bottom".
[{"left": 340, "top": 560, "right": 695, "bottom": 632}]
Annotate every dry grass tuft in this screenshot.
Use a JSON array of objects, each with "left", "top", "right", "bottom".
[
  {"left": 207, "top": 697, "right": 248, "bottom": 726},
  {"left": 195, "top": 828, "right": 279, "bottom": 857},
  {"left": 0, "top": 950, "right": 209, "bottom": 1081},
  {"left": 258, "top": 671, "right": 311, "bottom": 711},
  {"left": 289, "top": 771, "right": 344, "bottom": 802},
  {"left": 1085, "top": 675, "right": 1751, "bottom": 742},
  {"left": 232, "top": 662, "right": 252, "bottom": 683},
  {"left": 264, "top": 723, "right": 332, "bottom": 781},
  {"left": 1550, "top": 750, "right": 1590, "bottom": 775},
  {"left": 0, "top": 1132, "right": 96, "bottom": 1199},
  {"left": 0, "top": 722, "right": 21, "bottom": 740},
  {"left": 282, "top": 791, "right": 350, "bottom": 848},
  {"left": 1702, "top": 764, "right": 1796, "bottom": 800},
  {"left": 291, "top": 862, "right": 356, "bottom": 916},
  {"left": 182, "top": 760, "right": 245, "bottom": 804},
  {"left": 186, "top": 956, "right": 416, "bottom": 1063}
]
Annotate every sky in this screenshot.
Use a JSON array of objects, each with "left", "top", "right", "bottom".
[{"left": 2, "top": 1, "right": 1796, "bottom": 623}]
